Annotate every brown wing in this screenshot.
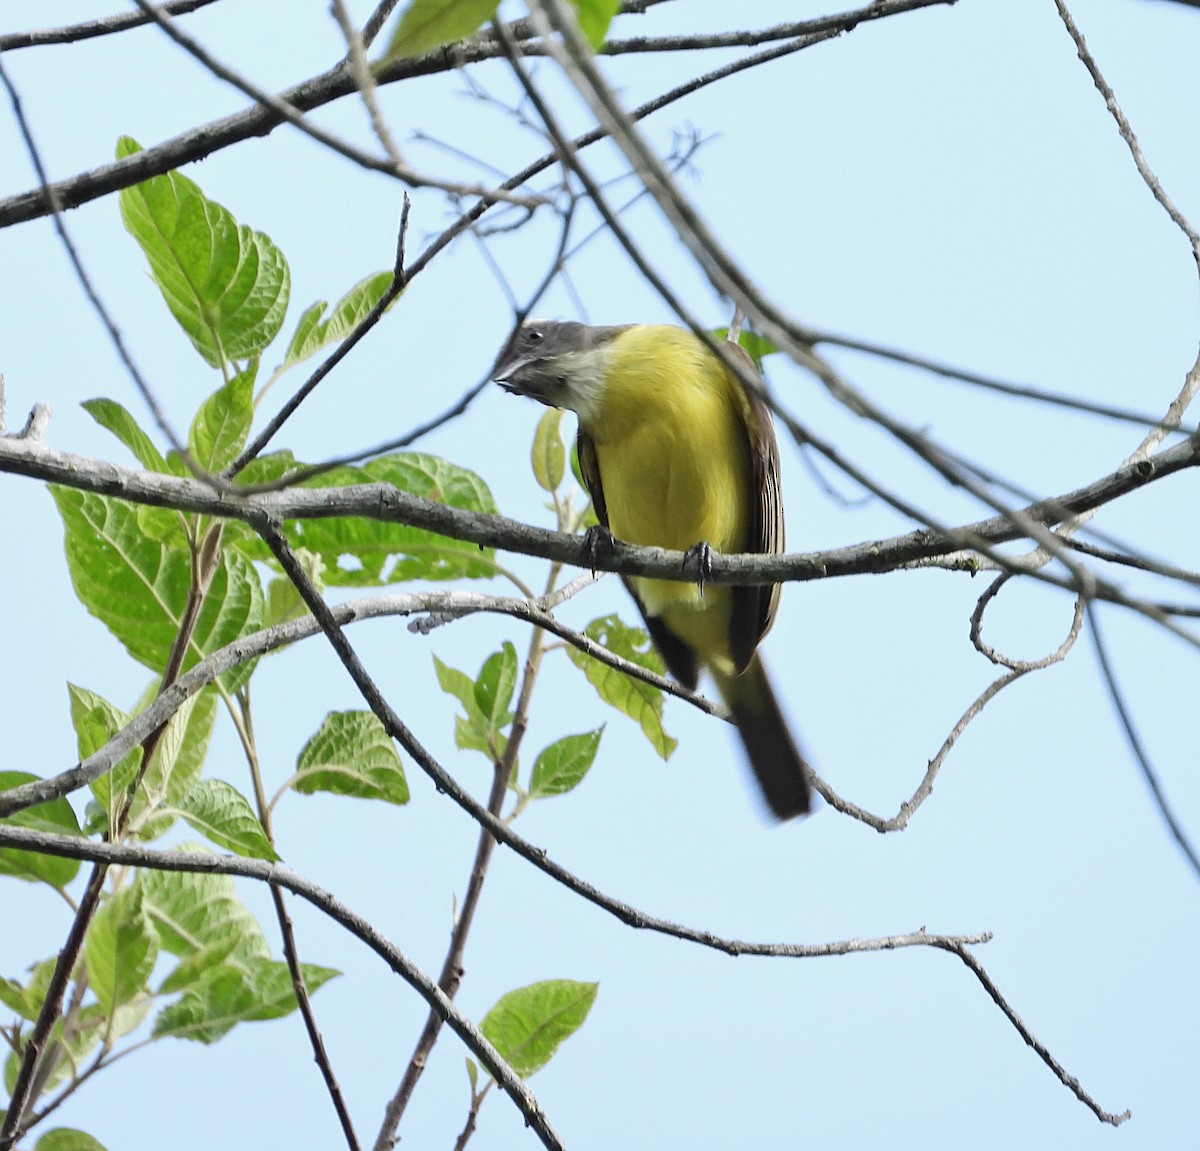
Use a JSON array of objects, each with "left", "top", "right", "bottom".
[
  {"left": 577, "top": 429, "right": 701, "bottom": 689},
  {"left": 725, "top": 343, "right": 785, "bottom": 674},
  {"left": 576, "top": 430, "right": 608, "bottom": 528}
]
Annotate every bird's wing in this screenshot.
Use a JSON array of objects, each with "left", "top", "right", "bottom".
[
  {"left": 725, "top": 342, "right": 785, "bottom": 673},
  {"left": 576, "top": 429, "right": 609, "bottom": 528}
]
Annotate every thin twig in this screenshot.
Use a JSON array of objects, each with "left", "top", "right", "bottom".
[
  {"left": 3, "top": 428, "right": 1199, "bottom": 639},
  {"left": 938, "top": 939, "right": 1131, "bottom": 1126},
  {"left": 331, "top": 0, "right": 405, "bottom": 167},
  {"left": 0, "top": 0, "right": 220, "bottom": 51},
  {"left": 128, "top": 0, "right": 542, "bottom": 204},
  {"left": 0, "top": 0, "right": 952, "bottom": 229},
  {"left": 240, "top": 689, "right": 361, "bottom": 1150},
  {"left": 270, "top": 885, "right": 362, "bottom": 1150},
  {"left": 375, "top": 561, "right": 561, "bottom": 1148},
  {"left": 227, "top": 196, "right": 411, "bottom": 475},
  {"left": 1087, "top": 603, "right": 1200, "bottom": 880},
  {"left": 1, "top": 820, "right": 1129, "bottom": 1125},
  {"left": 1053, "top": 0, "right": 1200, "bottom": 258},
  {"left": 0, "top": 584, "right": 708, "bottom": 821},
  {"left": 804, "top": 326, "right": 1197, "bottom": 436},
  {"left": 0, "top": 867, "right": 106, "bottom": 1150},
  {"left": 0, "top": 824, "right": 1001, "bottom": 966},
  {"left": 0, "top": 55, "right": 188, "bottom": 460},
  {"left": 817, "top": 584, "right": 1086, "bottom": 831}
]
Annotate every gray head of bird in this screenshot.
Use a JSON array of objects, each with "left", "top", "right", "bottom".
[{"left": 492, "top": 320, "right": 630, "bottom": 413}]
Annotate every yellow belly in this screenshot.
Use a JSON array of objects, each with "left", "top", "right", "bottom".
[{"left": 582, "top": 326, "right": 754, "bottom": 665}]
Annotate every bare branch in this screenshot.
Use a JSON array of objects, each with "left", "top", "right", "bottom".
[
  {"left": 817, "top": 581, "right": 1087, "bottom": 831},
  {"left": 0, "top": 822, "right": 1130, "bottom": 1126},
  {"left": 0, "top": 56, "right": 189, "bottom": 460},
  {"left": 0, "top": 0, "right": 220, "bottom": 51},
  {"left": 227, "top": 197, "right": 411, "bottom": 475},
  {"left": 0, "top": 0, "right": 955, "bottom": 229},
  {"left": 374, "top": 557, "right": 565, "bottom": 1148},
  {"left": 128, "top": 0, "right": 541, "bottom": 205},
  {"left": 2, "top": 426, "right": 1198, "bottom": 619},
  {"left": 1087, "top": 603, "right": 1200, "bottom": 879},
  {"left": 269, "top": 885, "right": 362, "bottom": 1151},
  {"left": 1054, "top": 0, "right": 1200, "bottom": 260},
  {"left": 938, "top": 939, "right": 1131, "bottom": 1126},
  {"left": 0, "top": 868, "right": 106, "bottom": 1150},
  {"left": 0, "top": 830, "right": 566, "bottom": 1151}
]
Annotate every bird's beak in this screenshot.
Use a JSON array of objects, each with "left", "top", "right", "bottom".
[{"left": 493, "top": 355, "right": 535, "bottom": 395}]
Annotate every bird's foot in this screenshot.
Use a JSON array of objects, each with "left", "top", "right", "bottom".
[
  {"left": 683, "top": 541, "right": 715, "bottom": 596},
  {"left": 582, "top": 524, "right": 618, "bottom": 576}
]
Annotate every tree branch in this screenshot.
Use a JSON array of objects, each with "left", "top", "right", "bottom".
[
  {"left": 2, "top": 423, "right": 1197, "bottom": 602},
  {"left": 0, "top": 830, "right": 565, "bottom": 1151},
  {"left": 0, "top": 0, "right": 955, "bottom": 229},
  {"left": 0, "top": 825, "right": 1130, "bottom": 1124}
]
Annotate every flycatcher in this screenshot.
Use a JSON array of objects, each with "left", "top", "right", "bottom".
[{"left": 494, "top": 321, "right": 811, "bottom": 820}]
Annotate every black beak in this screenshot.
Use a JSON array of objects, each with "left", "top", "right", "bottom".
[{"left": 493, "top": 355, "right": 534, "bottom": 395}]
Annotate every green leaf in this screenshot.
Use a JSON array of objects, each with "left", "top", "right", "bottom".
[
  {"left": 570, "top": 0, "right": 619, "bottom": 49},
  {"left": 261, "top": 549, "right": 323, "bottom": 630},
  {"left": 188, "top": 369, "right": 255, "bottom": 472},
  {"left": 68, "top": 684, "right": 141, "bottom": 831},
  {"left": 117, "top": 136, "right": 290, "bottom": 368},
  {"left": 712, "top": 326, "right": 778, "bottom": 371},
  {"left": 68, "top": 683, "right": 210, "bottom": 840},
  {"left": 0, "top": 959, "right": 56, "bottom": 1022},
  {"left": 261, "top": 574, "right": 308, "bottom": 629},
  {"left": 2, "top": 996, "right": 148, "bottom": 1101},
  {"left": 474, "top": 642, "right": 517, "bottom": 732},
  {"left": 82, "top": 398, "right": 168, "bottom": 472},
  {"left": 84, "top": 887, "right": 159, "bottom": 1014},
  {"left": 529, "top": 728, "right": 603, "bottom": 799},
  {"left": 153, "top": 959, "right": 338, "bottom": 1044},
  {"left": 238, "top": 961, "right": 339, "bottom": 1023},
  {"left": 0, "top": 771, "right": 84, "bottom": 889},
  {"left": 158, "top": 936, "right": 240, "bottom": 995},
  {"left": 135, "top": 502, "right": 188, "bottom": 549},
  {"left": 128, "top": 686, "right": 217, "bottom": 841},
  {"left": 52, "top": 487, "right": 189, "bottom": 670},
  {"left": 280, "top": 272, "right": 394, "bottom": 370},
  {"left": 566, "top": 615, "right": 677, "bottom": 759},
  {"left": 531, "top": 408, "right": 565, "bottom": 492},
  {"left": 135, "top": 863, "right": 269, "bottom": 965},
  {"left": 480, "top": 979, "right": 597, "bottom": 1079},
  {"left": 387, "top": 0, "right": 499, "bottom": 58},
  {"left": 51, "top": 487, "right": 264, "bottom": 691},
  {"left": 434, "top": 655, "right": 477, "bottom": 715},
  {"left": 170, "top": 781, "right": 277, "bottom": 860},
  {"left": 35, "top": 1128, "right": 110, "bottom": 1151},
  {"left": 435, "top": 651, "right": 510, "bottom": 761},
  {"left": 293, "top": 711, "right": 409, "bottom": 805},
  {"left": 275, "top": 453, "right": 498, "bottom": 587},
  {"left": 233, "top": 448, "right": 305, "bottom": 489}
]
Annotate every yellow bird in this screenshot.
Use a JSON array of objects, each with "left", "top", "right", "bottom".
[{"left": 494, "top": 321, "right": 811, "bottom": 820}]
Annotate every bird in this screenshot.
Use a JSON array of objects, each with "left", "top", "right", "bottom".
[{"left": 493, "top": 320, "right": 811, "bottom": 820}]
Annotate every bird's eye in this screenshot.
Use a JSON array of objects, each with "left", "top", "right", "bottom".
[{"left": 527, "top": 329, "right": 543, "bottom": 343}]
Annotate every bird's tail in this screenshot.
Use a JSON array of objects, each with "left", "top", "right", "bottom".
[{"left": 714, "top": 655, "right": 812, "bottom": 820}]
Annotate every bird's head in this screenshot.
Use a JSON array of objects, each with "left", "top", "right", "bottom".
[{"left": 492, "top": 320, "right": 628, "bottom": 417}]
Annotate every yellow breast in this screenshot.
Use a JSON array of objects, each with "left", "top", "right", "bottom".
[{"left": 582, "top": 326, "right": 754, "bottom": 637}]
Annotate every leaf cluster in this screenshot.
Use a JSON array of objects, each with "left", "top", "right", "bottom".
[{"left": 1, "top": 133, "right": 672, "bottom": 1148}]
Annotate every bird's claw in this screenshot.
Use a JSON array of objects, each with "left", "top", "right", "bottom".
[
  {"left": 582, "top": 524, "right": 618, "bottom": 576},
  {"left": 683, "top": 541, "right": 715, "bottom": 596}
]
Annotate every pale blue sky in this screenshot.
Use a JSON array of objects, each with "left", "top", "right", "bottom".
[{"left": 2, "top": 2, "right": 1199, "bottom": 1148}]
